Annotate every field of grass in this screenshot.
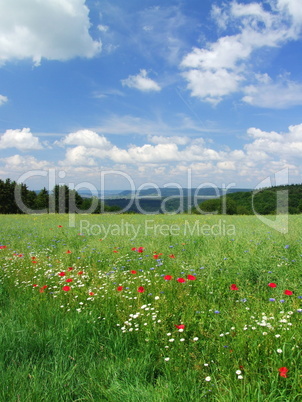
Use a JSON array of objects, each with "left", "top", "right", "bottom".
[{"left": 0, "top": 213, "right": 302, "bottom": 401}]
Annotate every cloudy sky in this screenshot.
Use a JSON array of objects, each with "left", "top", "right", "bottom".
[{"left": 0, "top": 0, "right": 302, "bottom": 191}]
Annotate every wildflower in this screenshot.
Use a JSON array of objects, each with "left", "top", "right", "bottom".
[
  {"left": 137, "top": 286, "right": 145, "bottom": 293},
  {"left": 66, "top": 250, "right": 72, "bottom": 254},
  {"left": 205, "top": 376, "right": 211, "bottom": 382},
  {"left": 130, "top": 270, "right": 137, "bottom": 274},
  {"left": 268, "top": 283, "right": 277, "bottom": 288},
  {"left": 175, "top": 324, "right": 185, "bottom": 330},
  {"left": 58, "top": 272, "right": 66, "bottom": 277},
  {"left": 68, "top": 267, "right": 73, "bottom": 271},
  {"left": 89, "top": 292, "right": 95, "bottom": 296},
  {"left": 269, "top": 298, "right": 275, "bottom": 302},
  {"left": 278, "top": 367, "right": 288, "bottom": 378},
  {"left": 78, "top": 271, "right": 83, "bottom": 275},
  {"left": 164, "top": 357, "right": 170, "bottom": 361},
  {"left": 238, "top": 375, "right": 243, "bottom": 380},
  {"left": 117, "top": 286, "right": 123, "bottom": 291},
  {"left": 164, "top": 275, "right": 173, "bottom": 280},
  {"left": 62, "top": 286, "right": 71, "bottom": 291},
  {"left": 277, "top": 349, "right": 282, "bottom": 353},
  {"left": 137, "top": 247, "right": 144, "bottom": 253},
  {"left": 169, "top": 254, "right": 175, "bottom": 258},
  {"left": 230, "top": 284, "right": 239, "bottom": 290},
  {"left": 177, "top": 278, "right": 186, "bottom": 283},
  {"left": 193, "top": 337, "right": 199, "bottom": 341},
  {"left": 284, "top": 290, "right": 293, "bottom": 295},
  {"left": 187, "top": 274, "right": 196, "bottom": 281},
  {"left": 66, "top": 278, "right": 73, "bottom": 283}
]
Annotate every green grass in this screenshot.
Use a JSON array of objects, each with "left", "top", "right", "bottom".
[{"left": 0, "top": 213, "right": 302, "bottom": 401}]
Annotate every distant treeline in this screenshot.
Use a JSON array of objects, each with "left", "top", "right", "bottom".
[
  {"left": 194, "top": 184, "right": 302, "bottom": 215},
  {"left": 1, "top": 178, "right": 301, "bottom": 215},
  {"left": 0, "top": 179, "right": 121, "bottom": 214}
]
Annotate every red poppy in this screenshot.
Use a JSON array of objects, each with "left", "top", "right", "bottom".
[
  {"left": 230, "top": 284, "right": 239, "bottom": 290},
  {"left": 78, "top": 271, "right": 83, "bottom": 275},
  {"left": 137, "top": 286, "right": 145, "bottom": 293},
  {"left": 62, "top": 285, "right": 71, "bottom": 292},
  {"left": 279, "top": 367, "right": 288, "bottom": 378},
  {"left": 138, "top": 247, "right": 144, "bottom": 253},
  {"left": 175, "top": 324, "right": 185, "bottom": 330},
  {"left": 68, "top": 267, "right": 73, "bottom": 271},
  {"left": 66, "top": 278, "right": 73, "bottom": 283},
  {"left": 164, "top": 275, "right": 173, "bottom": 280},
  {"left": 177, "top": 278, "right": 186, "bottom": 283},
  {"left": 32, "top": 260, "right": 38, "bottom": 263},
  {"left": 0, "top": 245, "right": 7, "bottom": 249},
  {"left": 130, "top": 270, "right": 137, "bottom": 274},
  {"left": 58, "top": 272, "right": 66, "bottom": 277},
  {"left": 284, "top": 289, "right": 293, "bottom": 295},
  {"left": 169, "top": 254, "right": 175, "bottom": 258},
  {"left": 31, "top": 256, "right": 36, "bottom": 260},
  {"left": 32, "top": 284, "right": 38, "bottom": 287},
  {"left": 131, "top": 247, "right": 137, "bottom": 251},
  {"left": 89, "top": 292, "right": 95, "bottom": 296},
  {"left": 187, "top": 274, "right": 196, "bottom": 281},
  {"left": 39, "top": 285, "right": 48, "bottom": 293},
  {"left": 58, "top": 225, "right": 63, "bottom": 228},
  {"left": 153, "top": 254, "right": 159, "bottom": 259},
  {"left": 117, "top": 286, "right": 123, "bottom": 291},
  {"left": 66, "top": 250, "right": 72, "bottom": 254},
  {"left": 113, "top": 250, "right": 118, "bottom": 253},
  {"left": 268, "top": 283, "right": 277, "bottom": 288}
]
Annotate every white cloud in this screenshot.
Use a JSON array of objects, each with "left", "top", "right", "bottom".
[
  {"left": 0, "top": 128, "right": 43, "bottom": 151},
  {"left": 243, "top": 77, "right": 302, "bottom": 108},
  {"left": 182, "top": 68, "right": 243, "bottom": 104},
  {"left": 277, "top": 0, "right": 302, "bottom": 28},
  {"left": 0, "top": 154, "right": 49, "bottom": 171},
  {"left": 0, "top": 0, "right": 101, "bottom": 65},
  {"left": 148, "top": 135, "right": 190, "bottom": 145},
  {"left": 51, "top": 122, "right": 302, "bottom": 187},
  {"left": 62, "top": 146, "right": 97, "bottom": 166},
  {"left": 217, "top": 161, "right": 236, "bottom": 170},
  {"left": 0, "top": 95, "right": 8, "bottom": 106},
  {"left": 180, "top": 1, "right": 301, "bottom": 105},
  {"left": 121, "top": 69, "right": 161, "bottom": 92},
  {"left": 59, "top": 129, "right": 112, "bottom": 149}
]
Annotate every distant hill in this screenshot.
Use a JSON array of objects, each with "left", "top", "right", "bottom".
[
  {"left": 116, "top": 187, "right": 251, "bottom": 198},
  {"left": 104, "top": 187, "right": 251, "bottom": 213},
  {"left": 196, "top": 184, "right": 302, "bottom": 215}
]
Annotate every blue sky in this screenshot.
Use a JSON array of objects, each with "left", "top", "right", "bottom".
[{"left": 0, "top": 0, "right": 302, "bottom": 191}]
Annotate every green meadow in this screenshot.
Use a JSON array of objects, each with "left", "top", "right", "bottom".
[{"left": 1, "top": 213, "right": 302, "bottom": 401}]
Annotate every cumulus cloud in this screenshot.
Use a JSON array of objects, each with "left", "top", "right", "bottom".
[
  {"left": 0, "top": 0, "right": 101, "bottom": 65},
  {"left": 148, "top": 135, "right": 190, "bottom": 145},
  {"left": 59, "top": 129, "right": 112, "bottom": 149},
  {"left": 121, "top": 69, "right": 161, "bottom": 92},
  {"left": 0, "top": 128, "right": 43, "bottom": 151},
  {"left": 0, "top": 95, "right": 8, "bottom": 106},
  {"left": 53, "top": 123, "right": 302, "bottom": 186},
  {"left": 0, "top": 154, "right": 49, "bottom": 171},
  {"left": 245, "top": 123, "right": 302, "bottom": 158},
  {"left": 181, "top": 0, "right": 302, "bottom": 105},
  {"left": 243, "top": 76, "right": 302, "bottom": 108}
]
